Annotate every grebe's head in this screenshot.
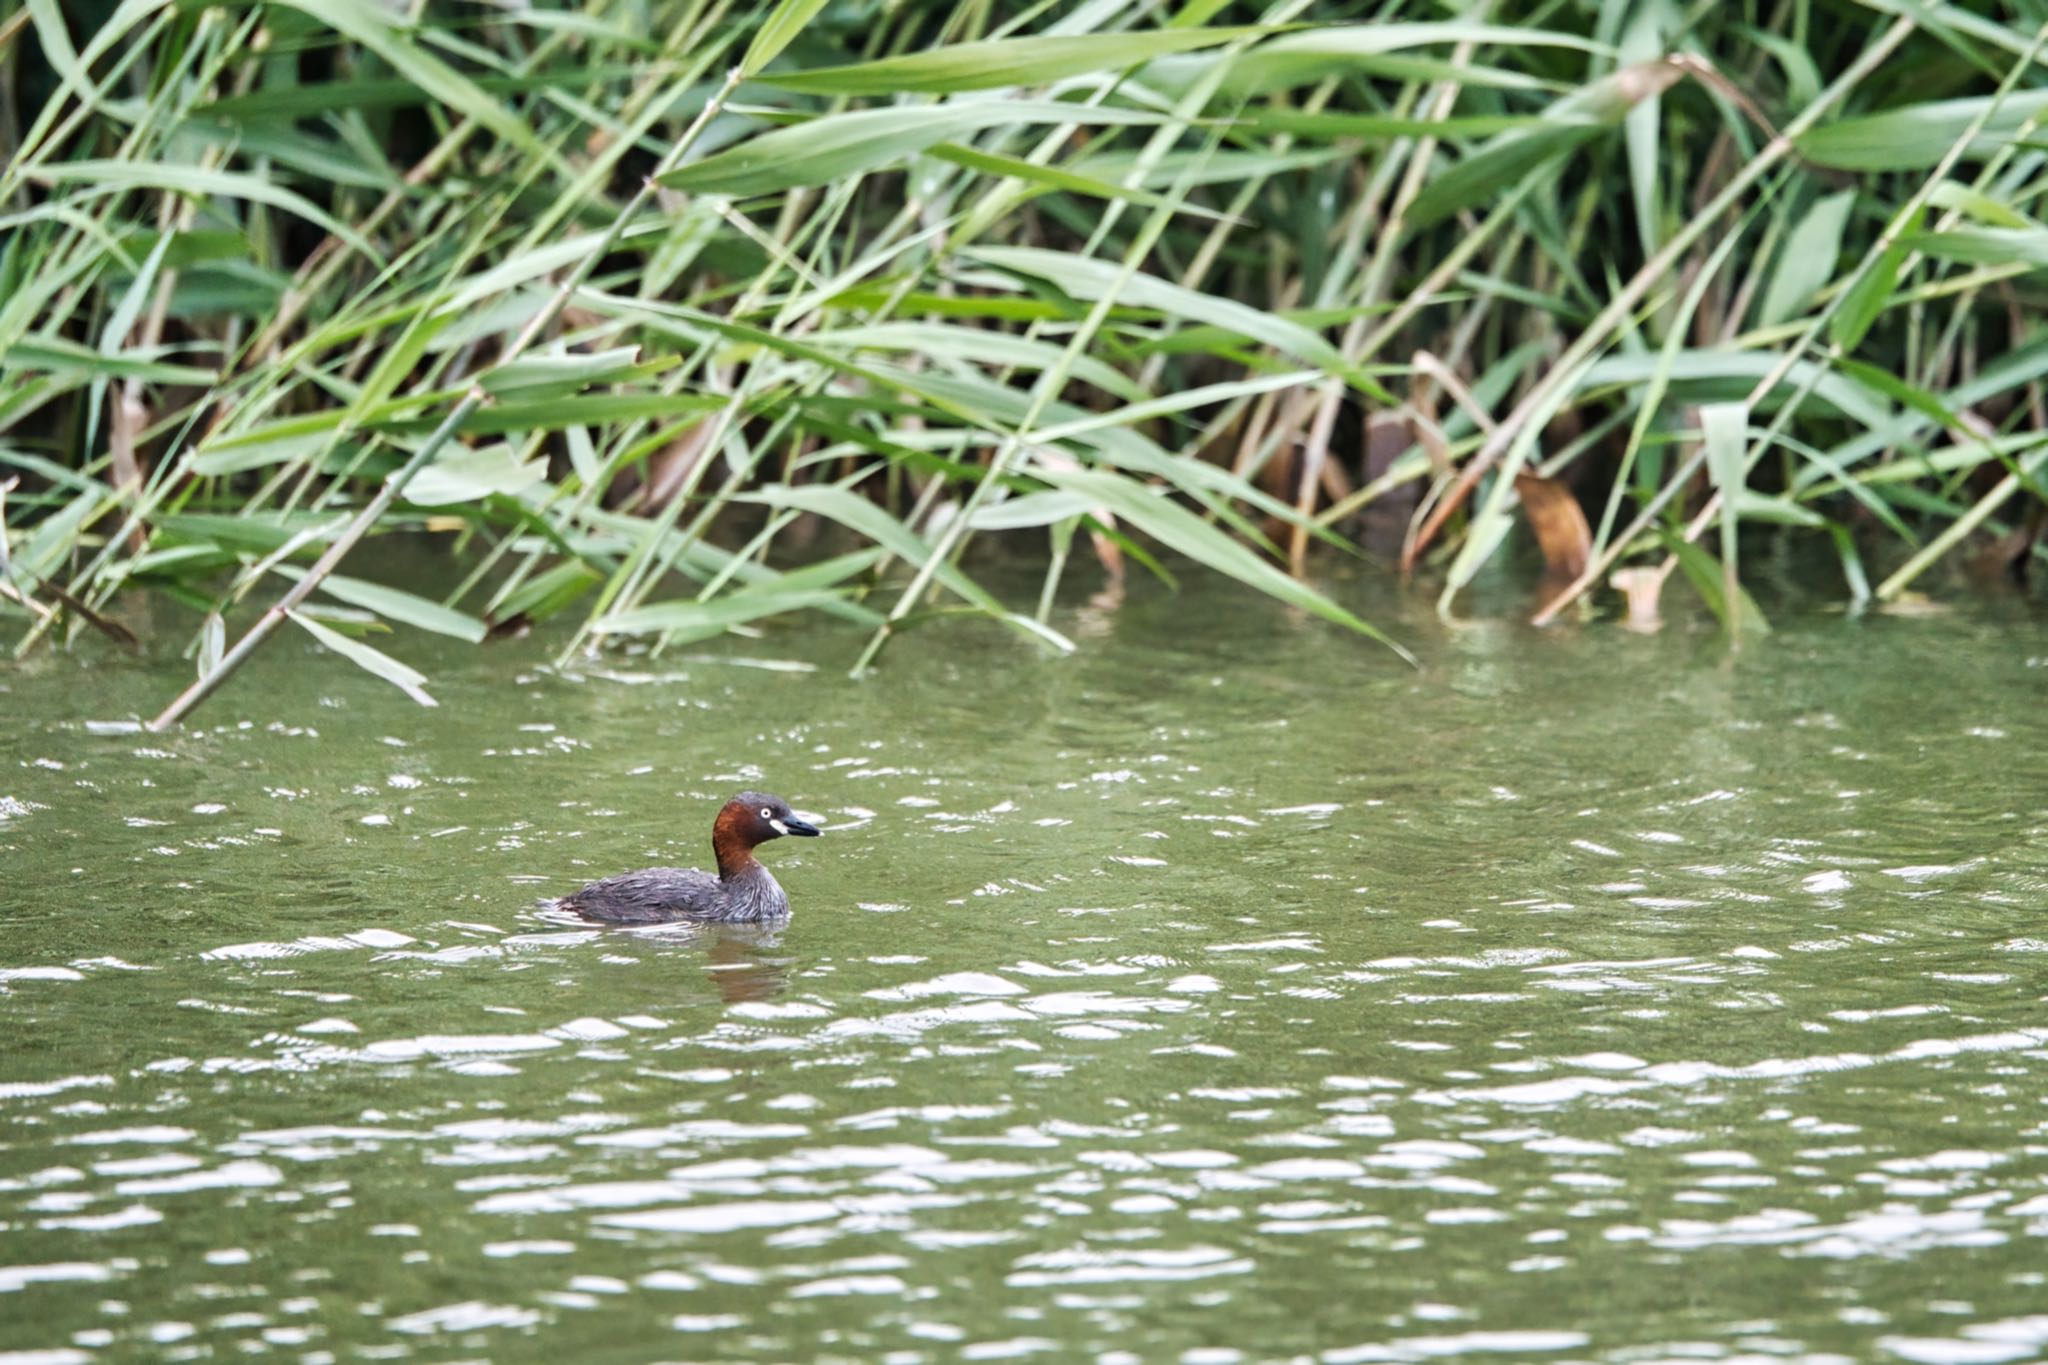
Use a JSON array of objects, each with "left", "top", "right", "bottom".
[{"left": 718, "top": 791, "right": 821, "bottom": 848}]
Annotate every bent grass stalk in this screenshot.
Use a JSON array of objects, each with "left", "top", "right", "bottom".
[
  {"left": 846, "top": 26, "right": 1253, "bottom": 676},
  {"left": 147, "top": 64, "right": 749, "bottom": 727}
]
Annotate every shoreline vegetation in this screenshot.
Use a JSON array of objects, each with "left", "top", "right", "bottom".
[{"left": 2, "top": 0, "right": 2044, "bottom": 718}]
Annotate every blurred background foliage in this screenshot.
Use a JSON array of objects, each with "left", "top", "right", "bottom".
[{"left": 2, "top": 0, "right": 2045, "bottom": 702}]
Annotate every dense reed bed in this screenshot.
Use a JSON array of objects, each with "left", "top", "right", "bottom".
[{"left": 3, "top": 0, "right": 2044, "bottom": 711}]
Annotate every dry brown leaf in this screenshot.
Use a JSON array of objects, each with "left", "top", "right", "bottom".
[{"left": 1513, "top": 471, "right": 1591, "bottom": 580}]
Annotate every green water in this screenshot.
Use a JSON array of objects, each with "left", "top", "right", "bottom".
[{"left": 3, "top": 572, "right": 2046, "bottom": 1363}]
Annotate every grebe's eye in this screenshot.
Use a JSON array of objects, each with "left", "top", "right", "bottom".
[{"left": 760, "top": 807, "right": 773, "bottom": 820}]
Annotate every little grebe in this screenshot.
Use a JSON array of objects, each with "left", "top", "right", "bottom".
[{"left": 557, "top": 790, "right": 820, "bottom": 924}]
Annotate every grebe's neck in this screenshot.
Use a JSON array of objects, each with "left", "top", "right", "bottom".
[
  {"left": 712, "top": 806, "right": 758, "bottom": 881},
  {"left": 712, "top": 843, "right": 761, "bottom": 888},
  {"left": 717, "top": 849, "right": 765, "bottom": 882}
]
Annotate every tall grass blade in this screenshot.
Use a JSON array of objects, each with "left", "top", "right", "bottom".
[
  {"left": 759, "top": 27, "right": 1268, "bottom": 93},
  {"left": 289, "top": 610, "right": 438, "bottom": 708},
  {"left": 657, "top": 103, "right": 1160, "bottom": 197}
]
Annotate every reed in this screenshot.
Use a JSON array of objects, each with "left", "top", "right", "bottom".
[{"left": 3, "top": 0, "right": 2044, "bottom": 713}]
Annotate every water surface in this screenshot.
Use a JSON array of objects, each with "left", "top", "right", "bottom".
[{"left": 3, "top": 572, "right": 2045, "bottom": 1362}]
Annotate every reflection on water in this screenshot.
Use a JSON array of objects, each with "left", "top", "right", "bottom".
[
  {"left": 531, "top": 906, "right": 795, "bottom": 1003},
  {"left": 2, "top": 574, "right": 2046, "bottom": 1361}
]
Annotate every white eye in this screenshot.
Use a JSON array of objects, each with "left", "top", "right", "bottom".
[{"left": 760, "top": 807, "right": 773, "bottom": 820}]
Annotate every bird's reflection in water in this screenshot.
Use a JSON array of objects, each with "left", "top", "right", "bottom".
[
  {"left": 529, "top": 902, "right": 792, "bottom": 1002},
  {"left": 610, "top": 920, "right": 792, "bottom": 1002},
  {"left": 699, "top": 923, "right": 790, "bottom": 1003}
]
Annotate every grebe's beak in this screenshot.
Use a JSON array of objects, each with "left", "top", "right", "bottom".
[{"left": 780, "top": 814, "right": 822, "bottom": 837}]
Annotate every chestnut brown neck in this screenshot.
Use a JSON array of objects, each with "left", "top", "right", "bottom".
[{"left": 711, "top": 805, "right": 759, "bottom": 881}]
